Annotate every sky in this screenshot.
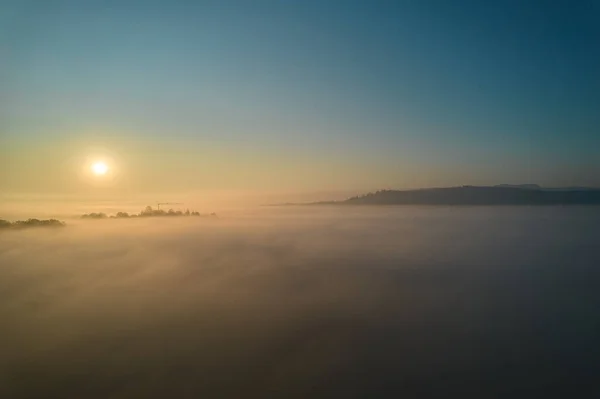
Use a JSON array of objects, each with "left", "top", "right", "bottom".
[{"left": 1, "top": 0, "right": 599, "bottom": 197}]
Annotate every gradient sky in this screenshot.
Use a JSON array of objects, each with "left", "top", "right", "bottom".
[{"left": 2, "top": 0, "right": 599, "bottom": 196}]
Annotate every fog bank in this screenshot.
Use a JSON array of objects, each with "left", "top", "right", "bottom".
[{"left": 2, "top": 207, "right": 599, "bottom": 398}]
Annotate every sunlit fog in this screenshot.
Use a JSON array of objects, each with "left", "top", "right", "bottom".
[{"left": 2, "top": 206, "right": 599, "bottom": 397}]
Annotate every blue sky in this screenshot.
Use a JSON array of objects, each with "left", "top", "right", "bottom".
[{"left": 2, "top": 0, "right": 599, "bottom": 193}]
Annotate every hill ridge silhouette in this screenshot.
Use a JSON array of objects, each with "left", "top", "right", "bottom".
[{"left": 300, "top": 185, "right": 600, "bottom": 206}]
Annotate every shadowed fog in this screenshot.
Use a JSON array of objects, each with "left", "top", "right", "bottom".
[{"left": 1, "top": 206, "right": 600, "bottom": 398}]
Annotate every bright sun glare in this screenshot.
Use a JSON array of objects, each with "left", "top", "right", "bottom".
[{"left": 92, "top": 162, "right": 109, "bottom": 175}]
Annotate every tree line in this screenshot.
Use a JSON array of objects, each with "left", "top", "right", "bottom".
[
  {"left": 0, "top": 218, "right": 65, "bottom": 229},
  {"left": 81, "top": 206, "right": 217, "bottom": 219}
]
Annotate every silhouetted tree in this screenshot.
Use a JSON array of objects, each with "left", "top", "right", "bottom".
[
  {"left": 10, "top": 219, "right": 65, "bottom": 228},
  {"left": 81, "top": 213, "right": 107, "bottom": 219},
  {"left": 79, "top": 205, "right": 216, "bottom": 220}
]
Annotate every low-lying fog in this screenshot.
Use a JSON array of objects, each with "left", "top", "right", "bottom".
[{"left": 2, "top": 206, "right": 599, "bottom": 398}]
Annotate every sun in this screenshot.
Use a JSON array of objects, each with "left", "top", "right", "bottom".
[{"left": 91, "top": 162, "right": 109, "bottom": 175}]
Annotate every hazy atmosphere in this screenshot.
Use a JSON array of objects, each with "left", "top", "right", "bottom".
[
  {"left": 3, "top": 207, "right": 600, "bottom": 397},
  {"left": 2, "top": 1, "right": 600, "bottom": 398}
]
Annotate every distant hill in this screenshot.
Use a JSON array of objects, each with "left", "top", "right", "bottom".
[
  {"left": 494, "top": 184, "right": 541, "bottom": 189},
  {"left": 310, "top": 186, "right": 600, "bottom": 206}
]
